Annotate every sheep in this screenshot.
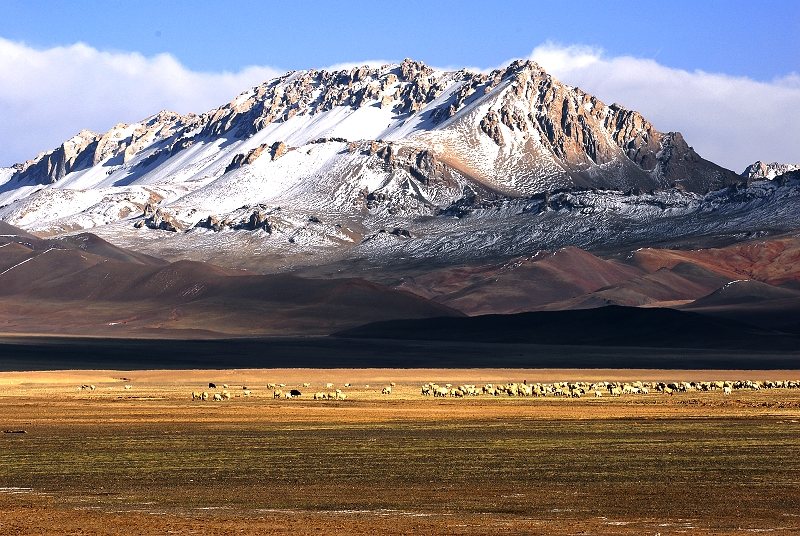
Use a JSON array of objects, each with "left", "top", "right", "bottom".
[
  {"left": 222, "top": 384, "right": 228, "bottom": 389},
  {"left": 202, "top": 391, "right": 209, "bottom": 400},
  {"left": 723, "top": 386, "right": 732, "bottom": 396},
  {"left": 242, "top": 390, "right": 251, "bottom": 397},
  {"left": 381, "top": 386, "right": 392, "bottom": 395},
  {"left": 344, "top": 383, "right": 351, "bottom": 387},
  {"left": 390, "top": 382, "right": 396, "bottom": 387},
  {"left": 335, "top": 391, "right": 347, "bottom": 400},
  {"left": 325, "top": 382, "right": 334, "bottom": 389},
  {"left": 289, "top": 389, "right": 302, "bottom": 398},
  {"left": 273, "top": 389, "right": 283, "bottom": 399},
  {"left": 208, "top": 383, "right": 216, "bottom": 389},
  {"left": 191, "top": 392, "right": 203, "bottom": 401},
  {"left": 303, "top": 382, "right": 311, "bottom": 388},
  {"left": 212, "top": 393, "right": 223, "bottom": 401},
  {"left": 124, "top": 385, "right": 132, "bottom": 390},
  {"left": 267, "top": 383, "right": 276, "bottom": 390},
  {"left": 594, "top": 390, "right": 602, "bottom": 398},
  {"left": 313, "top": 392, "right": 327, "bottom": 400},
  {"left": 89, "top": 385, "right": 96, "bottom": 391},
  {"left": 222, "top": 390, "right": 231, "bottom": 400}
]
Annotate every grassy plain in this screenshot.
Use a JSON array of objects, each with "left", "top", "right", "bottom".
[{"left": 1, "top": 369, "right": 800, "bottom": 535}]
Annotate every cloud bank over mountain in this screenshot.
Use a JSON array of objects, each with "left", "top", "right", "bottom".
[
  {"left": 527, "top": 43, "right": 800, "bottom": 172},
  {"left": 1, "top": 37, "right": 797, "bottom": 172},
  {"left": 0, "top": 38, "right": 281, "bottom": 166}
]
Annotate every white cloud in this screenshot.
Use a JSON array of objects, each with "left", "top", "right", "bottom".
[
  {"left": 527, "top": 42, "right": 800, "bottom": 172},
  {"left": 0, "top": 38, "right": 282, "bottom": 166}
]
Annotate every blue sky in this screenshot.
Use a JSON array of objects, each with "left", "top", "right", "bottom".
[
  {"left": 0, "top": 0, "right": 798, "bottom": 170},
  {"left": 2, "top": 0, "right": 798, "bottom": 79}
]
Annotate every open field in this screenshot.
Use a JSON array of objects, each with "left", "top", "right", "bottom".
[{"left": 2, "top": 369, "right": 800, "bottom": 535}]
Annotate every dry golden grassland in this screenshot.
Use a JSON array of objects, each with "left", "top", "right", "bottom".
[{"left": 1, "top": 368, "right": 800, "bottom": 535}]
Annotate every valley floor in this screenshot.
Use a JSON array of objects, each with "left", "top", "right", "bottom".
[{"left": 1, "top": 369, "right": 800, "bottom": 535}]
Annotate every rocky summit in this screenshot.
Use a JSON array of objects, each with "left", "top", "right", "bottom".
[{"left": 0, "top": 58, "right": 794, "bottom": 272}]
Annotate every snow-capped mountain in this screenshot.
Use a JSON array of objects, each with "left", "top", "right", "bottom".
[
  {"left": 0, "top": 58, "right": 789, "bottom": 271},
  {"left": 742, "top": 161, "right": 800, "bottom": 181}
]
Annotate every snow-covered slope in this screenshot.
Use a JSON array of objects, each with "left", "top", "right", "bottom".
[
  {"left": 0, "top": 58, "right": 772, "bottom": 268},
  {"left": 742, "top": 161, "right": 800, "bottom": 181}
]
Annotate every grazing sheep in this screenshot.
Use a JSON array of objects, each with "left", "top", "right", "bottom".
[
  {"left": 594, "top": 391, "right": 602, "bottom": 398},
  {"left": 267, "top": 383, "right": 276, "bottom": 390},
  {"left": 273, "top": 389, "right": 283, "bottom": 399},
  {"left": 212, "top": 393, "right": 223, "bottom": 401},
  {"left": 242, "top": 390, "right": 251, "bottom": 397},
  {"left": 222, "top": 390, "right": 231, "bottom": 400},
  {"left": 289, "top": 389, "right": 302, "bottom": 398},
  {"left": 381, "top": 386, "right": 392, "bottom": 395},
  {"left": 303, "top": 382, "right": 311, "bottom": 388},
  {"left": 89, "top": 385, "right": 96, "bottom": 391},
  {"left": 202, "top": 391, "right": 209, "bottom": 400},
  {"left": 124, "top": 385, "right": 132, "bottom": 390},
  {"left": 191, "top": 392, "right": 203, "bottom": 401},
  {"left": 222, "top": 384, "right": 228, "bottom": 389},
  {"left": 325, "top": 383, "right": 334, "bottom": 389},
  {"left": 390, "top": 382, "right": 396, "bottom": 387},
  {"left": 723, "top": 386, "right": 732, "bottom": 396},
  {"left": 208, "top": 383, "right": 217, "bottom": 389},
  {"left": 313, "top": 392, "right": 327, "bottom": 400},
  {"left": 344, "top": 383, "right": 351, "bottom": 387},
  {"left": 335, "top": 391, "right": 347, "bottom": 400}
]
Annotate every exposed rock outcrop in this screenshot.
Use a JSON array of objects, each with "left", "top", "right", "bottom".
[
  {"left": 141, "top": 204, "right": 185, "bottom": 232},
  {"left": 225, "top": 141, "right": 290, "bottom": 173}
]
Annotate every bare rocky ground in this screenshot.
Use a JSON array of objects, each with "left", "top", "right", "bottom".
[{"left": 1, "top": 368, "right": 800, "bottom": 535}]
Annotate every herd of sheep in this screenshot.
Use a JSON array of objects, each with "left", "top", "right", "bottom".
[
  {"left": 420, "top": 379, "right": 800, "bottom": 398},
  {"left": 188, "top": 381, "right": 397, "bottom": 402},
  {"left": 75, "top": 379, "right": 800, "bottom": 402}
]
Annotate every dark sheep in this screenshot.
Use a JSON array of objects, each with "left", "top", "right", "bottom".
[
  {"left": 289, "top": 389, "right": 302, "bottom": 397},
  {"left": 208, "top": 382, "right": 217, "bottom": 389}
]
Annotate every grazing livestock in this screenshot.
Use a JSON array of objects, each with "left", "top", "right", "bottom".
[
  {"left": 289, "top": 389, "right": 302, "bottom": 398},
  {"left": 723, "top": 386, "right": 732, "bottom": 396},
  {"left": 267, "top": 383, "right": 276, "bottom": 389},
  {"left": 325, "top": 383, "right": 334, "bottom": 389},
  {"left": 212, "top": 393, "right": 223, "bottom": 401},
  {"left": 124, "top": 385, "right": 132, "bottom": 390},
  {"left": 222, "top": 391, "right": 231, "bottom": 400},
  {"left": 242, "top": 390, "right": 251, "bottom": 397},
  {"left": 191, "top": 392, "right": 203, "bottom": 401},
  {"left": 313, "top": 392, "right": 327, "bottom": 400},
  {"left": 208, "top": 383, "right": 216, "bottom": 389},
  {"left": 273, "top": 389, "right": 283, "bottom": 399},
  {"left": 382, "top": 386, "right": 392, "bottom": 395},
  {"left": 303, "top": 383, "right": 311, "bottom": 388}
]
